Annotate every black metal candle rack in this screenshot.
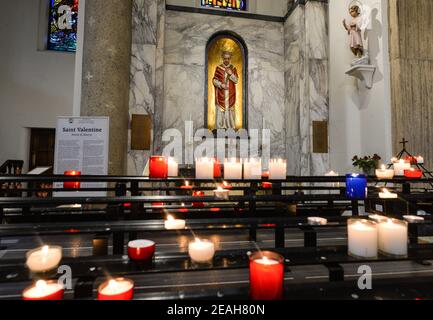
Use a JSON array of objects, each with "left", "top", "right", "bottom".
[{"left": 0, "top": 173, "right": 433, "bottom": 299}]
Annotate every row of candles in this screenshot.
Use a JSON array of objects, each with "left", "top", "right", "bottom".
[
  {"left": 22, "top": 210, "right": 425, "bottom": 300},
  {"left": 21, "top": 240, "right": 283, "bottom": 300},
  {"left": 150, "top": 156, "right": 287, "bottom": 180}
]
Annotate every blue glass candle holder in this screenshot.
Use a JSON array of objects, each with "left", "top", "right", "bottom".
[{"left": 345, "top": 174, "right": 367, "bottom": 200}]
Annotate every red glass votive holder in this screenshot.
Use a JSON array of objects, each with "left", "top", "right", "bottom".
[
  {"left": 179, "top": 204, "right": 189, "bottom": 213},
  {"left": 214, "top": 159, "right": 222, "bottom": 178},
  {"left": 128, "top": 240, "right": 155, "bottom": 261},
  {"left": 181, "top": 181, "right": 193, "bottom": 190},
  {"left": 64, "top": 170, "right": 81, "bottom": 189},
  {"left": 222, "top": 182, "right": 233, "bottom": 190},
  {"left": 98, "top": 278, "right": 134, "bottom": 300},
  {"left": 152, "top": 202, "right": 165, "bottom": 208},
  {"left": 405, "top": 156, "right": 418, "bottom": 165},
  {"left": 249, "top": 251, "right": 284, "bottom": 300},
  {"left": 149, "top": 156, "right": 168, "bottom": 179},
  {"left": 22, "top": 280, "right": 64, "bottom": 300},
  {"left": 262, "top": 182, "right": 273, "bottom": 189},
  {"left": 192, "top": 191, "right": 205, "bottom": 207},
  {"left": 404, "top": 169, "right": 423, "bottom": 179}
]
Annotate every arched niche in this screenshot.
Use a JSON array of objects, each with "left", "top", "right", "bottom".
[{"left": 205, "top": 31, "right": 248, "bottom": 133}]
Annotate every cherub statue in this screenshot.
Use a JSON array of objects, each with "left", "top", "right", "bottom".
[{"left": 343, "top": 1, "right": 371, "bottom": 66}]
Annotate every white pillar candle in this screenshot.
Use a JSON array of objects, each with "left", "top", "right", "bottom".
[
  {"left": 214, "top": 186, "right": 229, "bottom": 200},
  {"left": 368, "top": 214, "right": 389, "bottom": 223},
  {"left": 379, "top": 188, "right": 398, "bottom": 199},
  {"left": 347, "top": 219, "right": 378, "bottom": 258},
  {"left": 325, "top": 170, "right": 340, "bottom": 188},
  {"left": 188, "top": 238, "right": 215, "bottom": 263},
  {"left": 243, "top": 158, "right": 262, "bottom": 179},
  {"left": 308, "top": 217, "right": 328, "bottom": 226},
  {"left": 195, "top": 158, "right": 214, "bottom": 179},
  {"left": 26, "top": 245, "right": 62, "bottom": 273},
  {"left": 224, "top": 158, "right": 242, "bottom": 180},
  {"left": 375, "top": 165, "right": 395, "bottom": 179},
  {"left": 269, "top": 159, "right": 287, "bottom": 180},
  {"left": 378, "top": 219, "right": 408, "bottom": 257},
  {"left": 416, "top": 156, "right": 424, "bottom": 164},
  {"left": 167, "top": 157, "right": 179, "bottom": 177},
  {"left": 393, "top": 160, "right": 411, "bottom": 176},
  {"left": 403, "top": 215, "right": 425, "bottom": 223},
  {"left": 164, "top": 215, "right": 186, "bottom": 230}
]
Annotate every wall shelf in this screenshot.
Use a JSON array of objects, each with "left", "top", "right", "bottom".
[{"left": 345, "top": 65, "right": 376, "bottom": 89}]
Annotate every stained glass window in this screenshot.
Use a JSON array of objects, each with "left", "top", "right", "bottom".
[
  {"left": 48, "top": 0, "right": 79, "bottom": 52},
  {"left": 201, "top": 0, "right": 247, "bottom": 11}
]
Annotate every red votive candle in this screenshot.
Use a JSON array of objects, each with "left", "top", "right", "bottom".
[
  {"left": 249, "top": 251, "right": 284, "bottom": 300},
  {"left": 404, "top": 168, "right": 423, "bottom": 179},
  {"left": 262, "top": 182, "right": 273, "bottom": 189},
  {"left": 405, "top": 156, "right": 418, "bottom": 165},
  {"left": 214, "top": 159, "right": 222, "bottom": 178},
  {"left": 149, "top": 156, "right": 168, "bottom": 179},
  {"left": 127, "top": 240, "right": 155, "bottom": 262},
  {"left": 22, "top": 280, "right": 64, "bottom": 300},
  {"left": 192, "top": 190, "right": 205, "bottom": 207},
  {"left": 179, "top": 203, "right": 189, "bottom": 213},
  {"left": 98, "top": 278, "right": 134, "bottom": 300},
  {"left": 64, "top": 170, "right": 81, "bottom": 189},
  {"left": 181, "top": 181, "right": 193, "bottom": 190},
  {"left": 152, "top": 202, "right": 165, "bottom": 208},
  {"left": 222, "top": 181, "right": 233, "bottom": 190}
]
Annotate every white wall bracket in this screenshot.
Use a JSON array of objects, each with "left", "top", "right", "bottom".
[{"left": 345, "top": 65, "right": 376, "bottom": 89}]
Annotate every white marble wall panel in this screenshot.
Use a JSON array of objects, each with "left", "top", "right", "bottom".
[
  {"left": 128, "top": 0, "right": 165, "bottom": 175},
  {"left": 164, "top": 11, "right": 284, "bottom": 73},
  {"left": 305, "top": 1, "right": 328, "bottom": 60},
  {"left": 132, "top": 0, "right": 158, "bottom": 45},
  {"left": 128, "top": 1, "right": 330, "bottom": 175},
  {"left": 284, "top": 2, "right": 329, "bottom": 176},
  {"left": 163, "top": 10, "right": 286, "bottom": 159}
]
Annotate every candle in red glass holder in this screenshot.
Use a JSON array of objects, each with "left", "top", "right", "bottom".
[
  {"left": 214, "top": 158, "right": 222, "bottom": 178},
  {"left": 181, "top": 181, "right": 193, "bottom": 190},
  {"left": 64, "top": 170, "right": 81, "bottom": 189},
  {"left": 222, "top": 181, "right": 233, "bottom": 190},
  {"left": 249, "top": 251, "right": 284, "bottom": 300},
  {"left": 22, "top": 280, "right": 64, "bottom": 300},
  {"left": 262, "top": 182, "right": 273, "bottom": 189},
  {"left": 404, "top": 168, "right": 423, "bottom": 179},
  {"left": 405, "top": 156, "right": 418, "bottom": 165},
  {"left": 149, "top": 156, "right": 168, "bottom": 179},
  {"left": 98, "top": 278, "right": 134, "bottom": 300},
  {"left": 179, "top": 203, "right": 189, "bottom": 213},
  {"left": 262, "top": 171, "right": 270, "bottom": 179},
  {"left": 192, "top": 190, "right": 205, "bottom": 207},
  {"left": 152, "top": 202, "right": 165, "bottom": 207},
  {"left": 127, "top": 240, "right": 155, "bottom": 262}
]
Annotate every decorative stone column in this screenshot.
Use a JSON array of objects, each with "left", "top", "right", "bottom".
[
  {"left": 284, "top": 0, "right": 330, "bottom": 176},
  {"left": 80, "top": 0, "right": 133, "bottom": 175}
]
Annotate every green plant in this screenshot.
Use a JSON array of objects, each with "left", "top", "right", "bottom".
[{"left": 352, "top": 154, "right": 381, "bottom": 173}]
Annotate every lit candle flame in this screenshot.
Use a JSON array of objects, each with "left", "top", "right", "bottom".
[
  {"left": 167, "top": 215, "right": 175, "bottom": 221},
  {"left": 35, "top": 280, "right": 47, "bottom": 290},
  {"left": 107, "top": 279, "right": 119, "bottom": 292},
  {"left": 41, "top": 246, "right": 49, "bottom": 255}
]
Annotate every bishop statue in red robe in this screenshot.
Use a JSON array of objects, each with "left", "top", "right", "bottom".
[{"left": 213, "top": 51, "right": 239, "bottom": 129}]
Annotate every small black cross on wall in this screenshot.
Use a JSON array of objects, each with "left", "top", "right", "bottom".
[{"left": 399, "top": 137, "right": 409, "bottom": 149}]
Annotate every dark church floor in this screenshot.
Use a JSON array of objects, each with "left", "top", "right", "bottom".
[{"left": 1, "top": 228, "right": 433, "bottom": 300}]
